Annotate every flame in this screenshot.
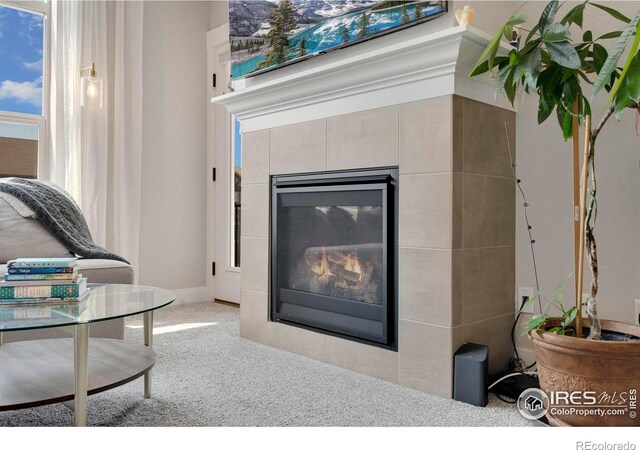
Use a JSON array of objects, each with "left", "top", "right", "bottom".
[
  {"left": 343, "top": 253, "right": 363, "bottom": 279},
  {"left": 311, "top": 248, "right": 331, "bottom": 276},
  {"left": 310, "top": 249, "right": 365, "bottom": 283}
]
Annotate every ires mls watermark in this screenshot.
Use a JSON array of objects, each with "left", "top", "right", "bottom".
[{"left": 517, "top": 388, "right": 638, "bottom": 420}]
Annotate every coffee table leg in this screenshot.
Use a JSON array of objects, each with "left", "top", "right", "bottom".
[
  {"left": 74, "top": 323, "right": 89, "bottom": 427},
  {"left": 143, "top": 311, "right": 153, "bottom": 398}
]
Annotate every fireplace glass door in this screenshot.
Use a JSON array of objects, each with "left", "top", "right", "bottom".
[{"left": 271, "top": 169, "right": 397, "bottom": 347}]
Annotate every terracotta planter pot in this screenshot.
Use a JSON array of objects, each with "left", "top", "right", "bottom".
[{"left": 529, "top": 319, "right": 640, "bottom": 426}]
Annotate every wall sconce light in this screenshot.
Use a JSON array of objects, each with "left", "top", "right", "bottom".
[{"left": 80, "top": 63, "right": 103, "bottom": 108}]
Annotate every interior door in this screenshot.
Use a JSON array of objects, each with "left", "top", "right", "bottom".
[{"left": 207, "top": 24, "right": 241, "bottom": 304}]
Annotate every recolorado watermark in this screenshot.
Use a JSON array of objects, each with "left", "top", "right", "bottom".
[
  {"left": 517, "top": 388, "right": 638, "bottom": 421},
  {"left": 576, "top": 442, "right": 637, "bottom": 450}
]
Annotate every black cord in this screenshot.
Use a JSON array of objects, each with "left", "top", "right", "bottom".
[{"left": 505, "top": 123, "right": 540, "bottom": 372}]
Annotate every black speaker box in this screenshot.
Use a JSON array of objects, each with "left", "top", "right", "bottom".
[{"left": 453, "top": 343, "right": 488, "bottom": 407}]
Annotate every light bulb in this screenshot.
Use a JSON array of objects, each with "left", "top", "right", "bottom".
[
  {"left": 87, "top": 81, "right": 98, "bottom": 98},
  {"left": 80, "top": 76, "right": 103, "bottom": 108}
]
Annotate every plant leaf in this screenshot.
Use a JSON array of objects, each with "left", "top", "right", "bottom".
[
  {"left": 469, "top": 60, "right": 490, "bottom": 77},
  {"left": 609, "top": 19, "right": 640, "bottom": 107},
  {"left": 562, "top": 109, "right": 573, "bottom": 140},
  {"left": 469, "top": 27, "right": 503, "bottom": 78},
  {"left": 583, "top": 30, "right": 593, "bottom": 42},
  {"left": 592, "top": 43, "right": 608, "bottom": 74},
  {"left": 538, "top": 0, "right": 560, "bottom": 35},
  {"left": 504, "top": 24, "right": 514, "bottom": 41},
  {"left": 576, "top": 70, "right": 593, "bottom": 84},
  {"left": 597, "top": 31, "right": 622, "bottom": 40},
  {"left": 562, "top": 306, "right": 578, "bottom": 328},
  {"left": 514, "top": 45, "right": 542, "bottom": 88},
  {"left": 561, "top": 1, "right": 586, "bottom": 28},
  {"left": 538, "top": 94, "right": 555, "bottom": 124},
  {"left": 509, "top": 49, "right": 520, "bottom": 66},
  {"left": 561, "top": 68, "right": 576, "bottom": 83},
  {"left": 592, "top": 11, "right": 640, "bottom": 99},
  {"left": 581, "top": 96, "right": 592, "bottom": 117},
  {"left": 506, "top": 10, "right": 528, "bottom": 27},
  {"left": 522, "top": 313, "right": 548, "bottom": 336},
  {"left": 504, "top": 68, "right": 517, "bottom": 105},
  {"left": 544, "top": 23, "right": 571, "bottom": 42},
  {"left": 626, "top": 53, "right": 640, "bottom": 102},
  {"left": 545, "top": 41, "right": 582, "bottom": 69},
  {"left": 591, "top": 2, "right": 631, "bottom": 23},
  {"left": 494, "top": 64, "right": 513, "bottom": 99},
  {"left": 614, "top": 84, "right": 630, "bottom": 119},
  {"left": 469, "top": 57, "right": 509, "bottom": 77},
  {"left": 524, "top": 46, "right": 543, "bottom": 90}
]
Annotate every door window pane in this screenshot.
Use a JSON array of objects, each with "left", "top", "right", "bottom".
[
  {"left": 0, "top": 3, "right": 45, "bottom": 116},
  {"left": 232, "top": 116, "right": 242, "bottom": 267},
  {"left": 0, "top": 121, "right": 39, "bottom": 178}
]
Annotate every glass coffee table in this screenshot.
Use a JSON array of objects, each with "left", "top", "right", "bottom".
[{"left": 0, "top": 284, "right": 175, "bottom": 426}]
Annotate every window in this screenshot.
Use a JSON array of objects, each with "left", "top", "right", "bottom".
[
  {"left": 0, "top": 0, "right": 48, "bottom": 179},
  {"left": 231, "top": 116, "right": 242, "bottom": 268}
]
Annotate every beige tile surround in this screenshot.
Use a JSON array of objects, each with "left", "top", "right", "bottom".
[{"left": 240, "top": 95, "right": 515, "bottom": 398}]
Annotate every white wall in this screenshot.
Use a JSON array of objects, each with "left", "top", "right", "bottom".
[
  {"left": 210, "top": 0, "right": 228, "bottom": 29},
  {"left": 461, "top": 1, "right": 640, "bottom": 362},
  {"left": 138, "top": 1, "right": 212, "bottom": 299}
]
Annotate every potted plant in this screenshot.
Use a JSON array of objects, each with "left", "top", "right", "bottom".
[{"left": 469, "top": 0, "right": 640, "bottom": 426}]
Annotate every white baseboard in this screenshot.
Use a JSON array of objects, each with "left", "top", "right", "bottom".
[{"left": 170, "top": 286, "right": 211, "bottom": 306}]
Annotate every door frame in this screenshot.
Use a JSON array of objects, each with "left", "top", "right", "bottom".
[{"left": 207, "top": 23, "right": 241, "bottom": 304}]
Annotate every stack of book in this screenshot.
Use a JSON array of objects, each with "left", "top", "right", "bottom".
[{"left": 1, "top": 258, "right": 89, "bottom": 305}]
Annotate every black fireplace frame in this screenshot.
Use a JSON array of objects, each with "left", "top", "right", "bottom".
[{"left": 270, "top": 167, "right": 398, "bottom": 350}]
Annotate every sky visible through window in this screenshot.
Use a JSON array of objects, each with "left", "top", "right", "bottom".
[
  {"left": 234, "top": 117, "right": 241, "bottom": 168},
  {"left": 0, "top": 3, "right": 44, "bottom": 116}
]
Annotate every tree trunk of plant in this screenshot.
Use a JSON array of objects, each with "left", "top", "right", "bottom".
[
  {"left": 585, "top": 136, "right": 601, "bottom": 340},
  {"left": 582, "top": 105, "right": 616, "bottom": 340}
]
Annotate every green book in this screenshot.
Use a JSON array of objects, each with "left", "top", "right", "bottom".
[{"left": 0, "top": 278, "right": 86, "bottom": 300}]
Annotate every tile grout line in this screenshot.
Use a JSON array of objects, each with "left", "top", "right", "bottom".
[
  {"left": 399, "top": 244, "right": 515, "bottom": 251},
  {"left": 400, "top": 171, "right": 515, "bottom": 181},
  {"left": 462, "top": 312, "right": 516, "bottom": 328},
  {"left": 460, "top": 98, "right": 465, "bottom": 330}
]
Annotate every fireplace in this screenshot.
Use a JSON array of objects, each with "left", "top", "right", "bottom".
[{"left": 271, "top": 168, "right": 398, "bottom": 348}]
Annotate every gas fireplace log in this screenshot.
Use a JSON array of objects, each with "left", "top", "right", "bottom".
[
  {"left": 331, "top": 265, "right": 361, "bottom": 284},
  {"left": 328, "top": 251, "right": 348, "bottom": 265}
]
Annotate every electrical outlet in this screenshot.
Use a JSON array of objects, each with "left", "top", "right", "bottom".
[
  {"left": 635, "top": 299, "right": 640, "bottom": 326},
  {"left": 517, "top": 287, "right": 535, "bottom": 314}
]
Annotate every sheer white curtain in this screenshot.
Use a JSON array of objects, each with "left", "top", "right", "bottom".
[{"left": 49, "top": 0, "right": 143, "bottom": 273}]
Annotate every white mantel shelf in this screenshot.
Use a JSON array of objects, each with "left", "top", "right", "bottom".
[{"left": 212, "top": 25, "right": 510, "bottom": 133}]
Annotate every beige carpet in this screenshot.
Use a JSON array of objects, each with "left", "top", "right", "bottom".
[{"left": 0, "top": 302, "right": 533, "bottom": 426}]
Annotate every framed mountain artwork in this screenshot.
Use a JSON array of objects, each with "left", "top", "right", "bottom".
[{"left": 229, "top": 0, "right": 448, "bottom": 78}]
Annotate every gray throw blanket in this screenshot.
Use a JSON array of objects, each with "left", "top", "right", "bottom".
[{"left": 0, "top": 178, "right": 129, "bottom": 264}]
